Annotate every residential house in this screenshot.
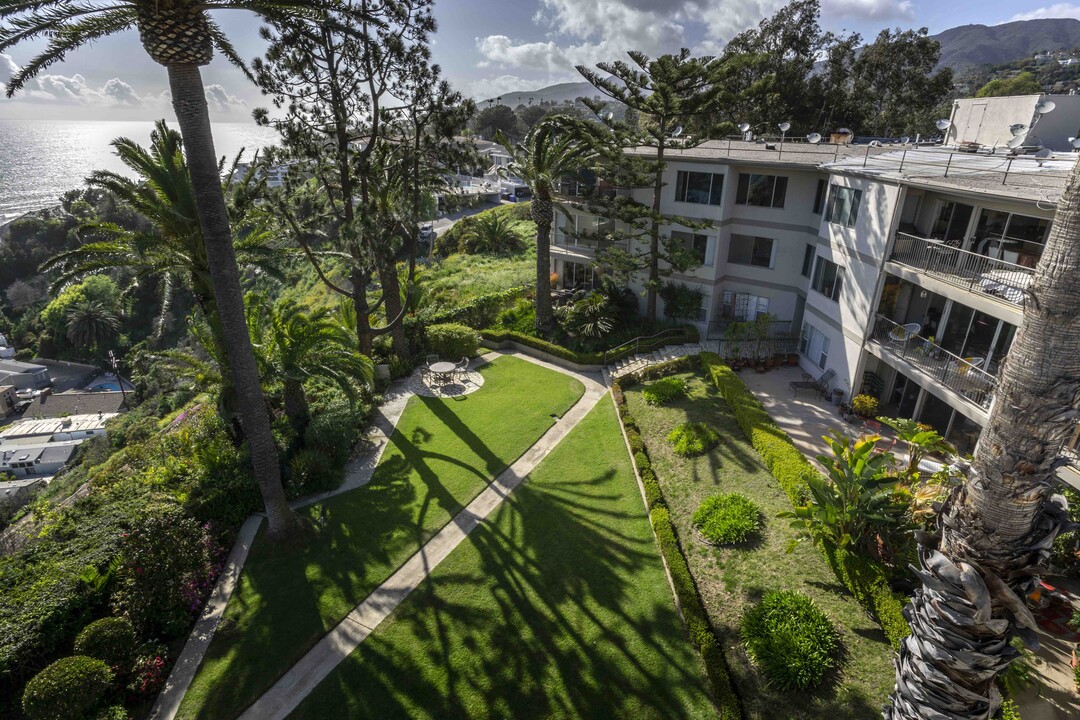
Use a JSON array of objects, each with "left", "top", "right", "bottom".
[{"left": 0, "top": 360, "right": 50, "bottom": 390}]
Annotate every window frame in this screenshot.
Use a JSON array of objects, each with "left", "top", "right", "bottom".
[
  {"left": 825, "top": 185, "right": 862, "bottom": 228},
  {"left": 736, "top": 172, "right": 788, "bottom": 208},
  {"left": 728, "top": 234, "right": 775, "bottom": 269},
  {"left": 810, "top": 256, "right": 844, "bottom": 302},
  {"left": 801, "top": 244, "right": 816, "bottom": 277},
  {"left": 675, "top": 170, "right": 724, "bottom": 206}
]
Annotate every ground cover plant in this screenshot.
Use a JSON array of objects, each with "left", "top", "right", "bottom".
[
  {"left": 643, "top": 376, "right": 687, "bottom": 405},
  {"left": 693, "top": 493, "right": 761, "bottom": 545},
  {"left": 178, "top": 356, "right": 585, "bottom": 720},
  {"left": 668, "top": 421, "right": 720, "bottom": 458},
  {"left": 289, "top": 398, "right": 717, "bottom": 720},
  {"left": 740, "top": 590, "right": 839, "bottom": 691},
  {"left": 624, "top": 371, "right": 895, "bottom": 719}
]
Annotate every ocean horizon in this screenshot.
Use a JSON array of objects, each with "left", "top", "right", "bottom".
[{"left": 0, "top": 118, "right": 279, "bottom": 227}]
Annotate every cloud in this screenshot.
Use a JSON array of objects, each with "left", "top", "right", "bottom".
[
  {"left": 204, "top": 84, "right": 246, "bottom": 112},
  {"left": 822, "top": 0, "right": 915, "bottom": 21},
  {"left": 0, "top": 53, "right": 18, "bottom": 85},
  {"left": 1009, "top": 3, "right": 1080, "bottom": 21},
  {"left": 1, "top": 53, "right": 147, "bottom": 107}
]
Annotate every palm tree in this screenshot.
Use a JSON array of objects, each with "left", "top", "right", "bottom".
[
  {"left": 887, "top": 165, "right": 1080, "bottom": 717},
  {"left": 65, "top": 299, "right": 122, "bottom": 349},
  {"left": 247, "top": 295, "right": 373, "bottom": 433},
  {"left": 496, "top": 117, "right": 596, "bottom": 333},
  {"left": 460, "top": 211, "right": 524, "bottom": 255},
  {"left": 1, "top": 1, "right": 367, "bottom": 543}
]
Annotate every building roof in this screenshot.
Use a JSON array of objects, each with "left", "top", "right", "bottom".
[
  {"left": 0, "top": 360, "right": 47, "bottom": 374},
  {"left": 23, "top": 391, "right": 126, "bottom": 420},
  {"left": 625, "top": 138, "right": 896, "bottom": 169},
  {"left": 0, "top": 413, "right": 117, "bottom": 440},
  {"left": 0, "top": 442, "right": 78, "bottom": 467}
]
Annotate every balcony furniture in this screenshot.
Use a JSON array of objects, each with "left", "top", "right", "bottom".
[
  {"left": 888, "top": 323, "right": 921, "bottom": 346},
  {"left": 978, "top": 268, "right": 1032, "bottom": 305},
  {"left": 428, "top": 361, "right": 456, "bottom": 386},
  {"left": 790, "top": 369, "right": 835, "bottom": 398},
  {"left": 951, "top": 357, "right": 985, "bottom": 376},
  {"left": 453, "top": 357, "right": 470, "bottom": 384}
]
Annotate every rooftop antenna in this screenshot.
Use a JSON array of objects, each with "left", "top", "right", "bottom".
[
  {"left": 935, "top": 118, "right": 952, "bottom": 144},
  {"left": 1034, "top": 147, "right": 1053, "bottom": 166},
  {"left": 738, "top": 122, "right": 751, "bottom": 140},
  {"left": 1070, "top": 136, "right": 1080, "bottom": 149},
  {"left": 806, "top": 132, "right": 822, "bottom": 144},
  {"left": 1007, "top": 134, "right": 1027, "bottom": 152},
  {"left": 1010, "top": 123, "right": 1029, "bottom": 137},
  {"left": 777, "top": 121, "right": 791, "bottom": 157},
  {"left": 1035, "top": 99, "right": 1056, "bottom": 115},
  {"left": 671, "top": 125, "right": 683, "bottom": 138},
  {"left": 900, "top": 136, "right": 911, "bottom": 144},
  {"left": 603, "top": 111, "right": 613, "bottom": 122}
]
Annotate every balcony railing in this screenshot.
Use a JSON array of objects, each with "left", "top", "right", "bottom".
[
  {"left": 868, "top": 314, "right": 997, "bottom": 410},
  {"left": 890, "top": 232, "right": 1034, "bottom": 307},
  {"left": 551, "top": 233, "right": 628, "bottom": 252}
]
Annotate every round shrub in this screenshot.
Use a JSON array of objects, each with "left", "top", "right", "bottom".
[
  {"left": 425, "top": 322, "right": 479, "bottom": 360},
  {"left": 74, "top": 617, "right": 136, "bottom": 670},
  {"left": 642, "top": 376, "right": 686, "bottom": 406},
  {"left": 22, "top": 655, "right": 113, "bottom": 720},
  {"left": 667, "top": 422, "right": 720, "bottom": 457},
  {"left": 692, "top": 493, "right": 761, "bottom": 545},
  {"left": 740, "top": 590, "right": 839, "bottom": 690}
]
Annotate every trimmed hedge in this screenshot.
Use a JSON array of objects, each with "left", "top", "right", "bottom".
[
  {"left": 22, "top": 655, "right": 113, "bottom": 720},
  {"left": 73, "top": 617, "right": 136, "bottom": 670},
  {"left": 700, "top": 352, "right": 911, "bottom": 650},
  {"left": 652, "top": 507, "right": 741, "bottom": 719},
  {"left": 425, "top": 322, "right": 480, "bottom": 359},
  {"left": 481, "top": 329, "right": 603, "bottom": 365}
]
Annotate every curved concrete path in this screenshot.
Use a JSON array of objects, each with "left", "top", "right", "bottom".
[{"left": 151, "top": 351, "right": 605, "bottom": 720}]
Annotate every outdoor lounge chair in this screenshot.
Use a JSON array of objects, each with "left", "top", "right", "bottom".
[
  {"left": 789, "top": 369, "right": 835, "bottom": 397},
  {"left": 453, "top": 357, "right": 470, "bottom": 384}
]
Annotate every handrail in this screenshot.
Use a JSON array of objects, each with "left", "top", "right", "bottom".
[
  {"left": 890, "top": 232, "right": 1034, "bottom": 307},
  {"left": 868, "top": 314, "right": 997, "bottom": 411},
  {"left": 603, "top": 328, "right": 692, "bottom": 366}
]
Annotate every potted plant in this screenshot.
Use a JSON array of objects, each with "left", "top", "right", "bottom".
[
  {"left": 851, "top": 394, "right": 880, "bottom": 419},
  {"left": 787, "top": 353, "right": 799, "bottom": 366}
]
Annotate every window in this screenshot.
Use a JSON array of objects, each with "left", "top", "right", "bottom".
[
  {"left": 675, "top": 170, "right": 724, "bottom": 205},
  {"left": 801, "top": 244, "right": 816, "bottom": 277},
  {"left": 811, "top": 257, "right": 844, "bottom": 301},
  {"left": 825, "top": 185, "right": 862, "bottom": 228},
  {"left": 736, "top": 173, "right": 787, "bottom": 208},
  {"left": 812, "top": 178, "right": 827, "bottom": 214},
  {"left": 800, "top": 322, "right": 830, "bottom": 369},
  {"left": 672, "top": 230, "right": 715, "bottom": 266},
  {"left": 719, "top": 292, "right": 769, "bottom": 321},
  {"left": 728, "top": 234, "right": 774, "bottom": 268}
]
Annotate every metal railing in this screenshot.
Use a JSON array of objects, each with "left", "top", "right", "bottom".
[
  {"left": 603, "top": 328, "right": 695, "bottom": 365},
  {"left": 868, "top": 314, "right": 997, "bottom": 410},
  {"left": 551, "top": 233, "right": 628, "bottom": 252},
  {"left": 890, "top": 232, "right": 1034, "bottom": 307}
]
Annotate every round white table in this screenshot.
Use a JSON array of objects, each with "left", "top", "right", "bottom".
[{"left": 429, "top": 361, "right": 456, "bottom": 384}]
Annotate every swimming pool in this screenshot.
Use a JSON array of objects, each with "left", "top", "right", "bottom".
[{"left": 89, "top": 382, "right": 121, "bottom": 392}]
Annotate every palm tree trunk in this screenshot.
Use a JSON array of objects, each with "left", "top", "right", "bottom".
[
  {"left": 167, "top": 64, "right": 306, "bottom": 545},
  {"left": 532, "top": 192, "right": 554, "bottom": 333},
  {"left": 283, "top": 378, "right": 310, "bottom": 435},
  {"left": 887, "top": 162, "right": 1080, "bottom": 719}
]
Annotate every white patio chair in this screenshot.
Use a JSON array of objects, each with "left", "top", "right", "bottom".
[{"left": 888, "top": 323, "right": 921, "bottom": 346}]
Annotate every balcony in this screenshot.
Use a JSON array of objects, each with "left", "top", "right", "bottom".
[
  {"left": 867, "top": 314, "right": 997, "bottom": 411},
  {"left": 551, "top": 233, "right": 628, "bottom": 254},
  {"left": 890, "top": 232, "right": 1034, "bottom": 308}
]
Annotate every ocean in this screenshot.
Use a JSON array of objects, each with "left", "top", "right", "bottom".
[{"left": 0, "top": 118, "right": 279, "bottom": 226}]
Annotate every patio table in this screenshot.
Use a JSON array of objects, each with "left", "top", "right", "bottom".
[{"left": 428, "top": 361, "right": 456, "bottom": 385}]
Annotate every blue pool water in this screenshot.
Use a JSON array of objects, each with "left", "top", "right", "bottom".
[{"left": 90, "top": 383, "right": 121, "bottom": 392}]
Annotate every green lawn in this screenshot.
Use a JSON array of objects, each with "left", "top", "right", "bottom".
[
  {"left": 178, "top": 356, "right": 585, "bottom": 720},
  {"left": 625, "top": 373, "right": 894, "bottom": 720},
  {"left": 289, "top": 397, "right": 716, "bottom": 720}
]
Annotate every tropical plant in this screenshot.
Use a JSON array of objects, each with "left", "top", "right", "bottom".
[
  {"left": 779, "top": 433, "right": 909, "bottom": 555},
  {"left": 558, "top": 291, "right": 618, "bottom": 339},
  {"left": 460, "top": 211, "right": 525, "bottom": 255},
  {"left": 1, "top": 0, "right": 367, "bottom": 543},
  {"left": 247, "top": 295, "right": 373, "bottom": 433},
  {"left": 879, "top": 416, "right": 959, "bottom": 477},
  {"left": 64, "top": 299, "right": 122, "bottom": 350},
  {"left": 693, "top": 493, "right": 761, "bottom": 545},
  {"left": 496, "top": 117, "right": 597, "bottom": 333},
  {"left": 850, "top": 394, "right": 879, "bottom": 418},
  {"left": 740, "top": 590, "right": 838, "bottom": 691}
]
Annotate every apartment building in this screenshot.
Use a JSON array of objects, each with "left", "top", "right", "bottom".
[{"left": 552, "top": 136, "right": 1069, "bottom": 456}]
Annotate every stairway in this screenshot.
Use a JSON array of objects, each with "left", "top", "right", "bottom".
[{"left": 609, "top": 341, "right": 719, "bottom": 379}]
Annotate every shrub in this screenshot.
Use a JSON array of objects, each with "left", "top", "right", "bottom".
[
  {"left": 668, "top": 422, "right": 720, "bottom": 458},
  {"left": 425, "top": 322, "right": 480, "bottom": 359},
  {"left": 126, "top": 642, "right": 168, "bottom": 701},
  {"left": 286, "top": 449, "right": 339, "bottom": 498},
  {"left": 740, "top": 590, "right": 839, "bottom": 691},
  {"left": 93, "top": 706, "right": 129, "bottom": 720},
  {"left": 22, "top": 656, "right": 113, "bottom": 720},
  {"left": 642, "top": 376, "right": 686, "bottom": 405},
  {"left": 851, "top": 394, "right": 879, "bottom": 417},
  {"left": 1067, "top": 609, "right": 1080, "bottom": 634},
  {"left": 821, "top": 542, "right": 910, "bottom": 649},
  {"left": 693, "top": 493, "right": 761, "bottom": 545},
  {"left": 481, "top": 328, "right": 604, "bottom": 365},
  {"left": 74, "top": 617, "right": 136, "bottom": 670},
  {"left": 494, "top": 298, "right": 537, "bottom": 335},
  {"left": 1000, "top": 698, "right": 1021, "bottom": 720}
]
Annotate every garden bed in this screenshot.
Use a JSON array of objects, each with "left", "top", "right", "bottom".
[{"left": 624, "top": 372, "right": 895, "bottom": 720}]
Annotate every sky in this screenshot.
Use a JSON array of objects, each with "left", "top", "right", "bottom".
[{"left": 0, "top": 0, "right": 1075, "bottom": 121}]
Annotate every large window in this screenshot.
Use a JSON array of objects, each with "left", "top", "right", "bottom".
[
  {"left": 719, "top": 292, "right": 770, "bottom": 322},
  {"left": 801, "top": 244, "right": 816, "bottom": 277},
  {"left": 973, "top": 209, "right": 1049, "bottom": 267},
  {"left": 736, "top": 173, "right": 787, "bottom": 208},
  {"left": 799, "top": 322, "right": 830, "bottom": 369},
  {"left": 825, "top": 185, "right": 862, "bottom": 228},
  {"left": 812, "top": 178, "right": 827, "bottom": 214},
  {"left": 672, "top": 230, "right": 715, "bottom": 266},
  {"left": 675, "top": 170, "right": 724, "bottom": 205},
  {"left": 728, "top": 234, "right": 774, "bottom": 268},
  {"left": 811, "top": 257, "right": 844, "bottom": 301}
]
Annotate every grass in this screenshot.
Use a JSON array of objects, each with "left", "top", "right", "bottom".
[
  {"left": 625, "top": 372, "right": 894, "bottom": 720},
  {"left": 289, "top": 398, "right": 717, "bottom": 720},
  {"left": 177, "top": 356, "right": 585, "bottom": 720}
]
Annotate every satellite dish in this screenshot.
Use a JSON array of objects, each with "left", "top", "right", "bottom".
[
  {"left": 1007, "top": 135, "right": 1027, "bottom": 149},
  {"left": 1070, "top": 137, "right": 1080, "bottom": 149},
  {"left": 869, "top": 140, "right": 881, "bottom": 147},
  {"left": 671, "top": 125, "right": 683, "bottom": 137},
  {"left": 778, "top": 121, "right": 791, "bottom": 132},
  {"left": 603, "top": 111, "right": 613, "bottom": 121},
  {"left": 935, "top": 119, "right": 952, "bottom": 131},
  {"left": 738, "top": 122, "right": 750, "bottom": 133},
  {"left": 1010, "top": 123, "right": 1029, "bottom": 137},
  {"left": 900, "top": 136, "right": 910, "bottom": 144},
  {"left": 806, "top": 132, "right": 822, "bottom": 144},
  {"left": 1035, "top": 148, "right": 1053, "bottom": 165},
  {"left": 1035, "top": 100, "right": 1056, "bottom": 114}
]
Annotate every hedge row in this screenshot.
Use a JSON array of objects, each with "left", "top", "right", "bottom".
[
  {"left": 421, "top": 285, "right": 529, "bottom": 329},
  {"left": 699, "top": 352, "right": 911, "bottom": 650},
  {"left": 611, "top": 372, "right": 741, "bottom": 719},
  {"left": 481, "top": 329, "right": 604, "bottom": 365}
]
